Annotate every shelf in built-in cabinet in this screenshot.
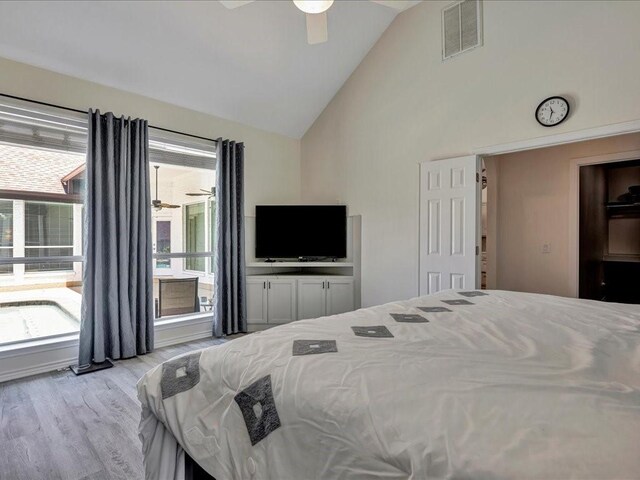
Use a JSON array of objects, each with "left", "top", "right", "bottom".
[{"left": 603, "top": 254, "right": 640, "bottom": 263}]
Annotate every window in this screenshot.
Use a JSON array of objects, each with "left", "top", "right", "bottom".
[
  {"left": 149, "top": 130, "right": 216, "bottom": 322},
  {"left": 209, "top": 198, "right": 216, "bottom": 273},
  {"left": 0, "top": 200, "right": 12, "bottom": 274},
  {"left": 155, "top": 220, "right": 172, "bottom": 269},
  {"left": 0, "top": 97, "right": 86, "bottom": 345},
  {"left": 25, "top": 202, "right": 74, "bottom": 272},
  {"left": 184, "top": 203, "right": 206, "bottom": 272}
]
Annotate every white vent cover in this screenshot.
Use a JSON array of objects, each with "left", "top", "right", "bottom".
[{"left": 442, "top": 0, "right": 482, "bottom": 60}]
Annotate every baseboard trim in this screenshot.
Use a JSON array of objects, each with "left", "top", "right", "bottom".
[{"left": 0, "top": 355, "right": 77, "bottom": 383}]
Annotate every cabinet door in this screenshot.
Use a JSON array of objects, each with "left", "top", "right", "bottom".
[
  {"left": 297, "top": 279, "right": 326, "bottom": 320},
  {"left": 246, "top": 279, "right": 268, "bottom": 324},
  {"left": 267, "top": 279, "right": 297, "bottom": 324},
  {"left": 326, "top": 278, "right": 354, "bottom": 316}
]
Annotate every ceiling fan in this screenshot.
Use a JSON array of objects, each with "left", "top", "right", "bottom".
[
  {"left": 186, "top": 187, "right": 216, "bottom": 198},
  {"left": 152, "top": 166, "right": 180, "bottom": 211},
  {"left": 219, "top": 0, "right": 420, "bottom": 45}
]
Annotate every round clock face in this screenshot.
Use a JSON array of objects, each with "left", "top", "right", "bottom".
[{"left": 536, "top": 96, "right": 570, "bottom": 127}]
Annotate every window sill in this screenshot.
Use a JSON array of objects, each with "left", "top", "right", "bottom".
[
  {"left": 155, "top": 311, "right": 212, "bottom": 328},
  {"left": 0, "top": 332, "right": 79, "bottom": 357},
  {"left": 0, "top": 315, "right": 214, "bottom": 382}
]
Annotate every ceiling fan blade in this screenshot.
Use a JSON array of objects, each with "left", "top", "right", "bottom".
[
  {"left": 160, "top": 203, "right": 181, "bottom": 209},
  {"left": 369, "top": 0, "right": 422, "bottom": 11},
  {"left": 219, "top": 0, "right": 255, "bottom": 9},
  {"left": 186, "top": 193, "right": 210, "bottom": 197},
  {"left": 306, "top": 12, "right": 328, "bottom": 45}
]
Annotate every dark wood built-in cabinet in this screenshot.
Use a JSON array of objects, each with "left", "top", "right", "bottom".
[{"left": 579, "top": 160, "right": 640, "bottom": 304}]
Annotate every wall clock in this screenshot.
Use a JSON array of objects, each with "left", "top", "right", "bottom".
[{"left": 535, "top": 96, "right": 570, "bottom": 127}]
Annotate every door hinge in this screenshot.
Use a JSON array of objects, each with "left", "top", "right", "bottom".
[
  {"left": 476, "top": 172, "right": 480, "bottom": 183},
  {"left": 476, "top": 246, "right": 480, "bottom": 255}
]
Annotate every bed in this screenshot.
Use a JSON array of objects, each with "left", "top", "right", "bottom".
[{"left": 137, "top": 290, "right": 640, "bottom": 479}]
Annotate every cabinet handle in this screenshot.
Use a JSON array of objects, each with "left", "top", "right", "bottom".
[
  {"left": 322, "top": 281, "right": 325, "bottom": 289},
  {"left": 263, "top": 281, "right": 266, "bottom": 289},
  {"left": 268, "top": 281, "right": 271, "bottom": 289},
  {"left": 327, "top": 281, "right": 330, "bottom": 289}
]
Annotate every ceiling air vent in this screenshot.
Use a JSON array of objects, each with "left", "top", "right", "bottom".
[{"left": 442, "top": 0, "right": 482, "bottom": 60}]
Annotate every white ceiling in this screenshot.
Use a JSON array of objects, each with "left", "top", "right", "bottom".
[{"left": 0, "top": 1, "right": 418, "bottom": 138}]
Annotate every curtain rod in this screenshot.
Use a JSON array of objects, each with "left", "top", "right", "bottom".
[{"left": 0, "top": 92, "right": 218, "bottom": 143}]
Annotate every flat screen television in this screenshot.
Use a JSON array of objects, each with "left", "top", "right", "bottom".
[{"left": 255, "top": 205, "right": 347, "bottom": 259}]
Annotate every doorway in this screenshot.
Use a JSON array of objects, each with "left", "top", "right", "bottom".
[
  {"left": 481, "top": 131, "right": 640, "bottom": 298},
  {"left": 579, "top": 159, "right": 640, "bottom": 304}
]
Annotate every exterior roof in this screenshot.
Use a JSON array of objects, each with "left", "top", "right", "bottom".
[{"left": 0, "top": 143, "right": 84, "bottom": 197}]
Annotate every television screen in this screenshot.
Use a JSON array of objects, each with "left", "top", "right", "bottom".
[{"left": 255, "top": 205, "right": 347, "bottom": 259}]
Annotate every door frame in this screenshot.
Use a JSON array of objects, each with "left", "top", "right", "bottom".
[
  {"left": 417, "top": 118, "right": 640, "bottom": 297},
  {"left": 568, "top": 148, "right": 640, "bottom": 297}
]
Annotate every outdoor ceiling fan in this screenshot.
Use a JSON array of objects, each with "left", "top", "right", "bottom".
[
  {"left": 219, "top": 0, "right": 419, "bottom": 44},
  {"left": 186, "top": 187, "right": 216, "bottom": 198},
  {"left": 152, "top": 166, "right": 180, "bottom": 211}
]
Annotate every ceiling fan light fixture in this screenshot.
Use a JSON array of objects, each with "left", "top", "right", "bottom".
[{"left": 293, "top": 0, "right": 334, "bottom": 14}]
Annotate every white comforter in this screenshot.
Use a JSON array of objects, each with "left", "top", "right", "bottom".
[{"left": 138, "top": 290, "right": 640, "bottom": 479}]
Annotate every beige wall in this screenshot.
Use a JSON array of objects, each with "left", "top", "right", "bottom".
[
  {"left": 301, "top": 0, "right": 640, "bottom": 306},
  {"left": 0, "top": 57, "right": 301, "bottom": 215},
  {"left": 485, "top": 133, "right": 640, "bottom": 298}
]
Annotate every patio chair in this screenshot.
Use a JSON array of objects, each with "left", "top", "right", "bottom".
[{"left": 157, "top": 277, "right": 199, "bottom": 318}]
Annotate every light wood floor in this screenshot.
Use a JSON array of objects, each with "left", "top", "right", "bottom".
[{"left": 0, "top": 337, "right": 227, "bottom": 480}]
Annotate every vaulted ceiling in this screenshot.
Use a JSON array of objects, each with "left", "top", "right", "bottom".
[{"left": 0, "top": 1, "right": 419, "bottom": 138}]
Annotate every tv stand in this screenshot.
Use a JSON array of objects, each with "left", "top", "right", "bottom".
[{"left": 244, "top": 215, "right": 361, "bottom": 332}]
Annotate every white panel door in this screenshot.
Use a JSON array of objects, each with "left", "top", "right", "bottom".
[
  {"left": 267, "top": 279, "right": 297, "bottom": 324},
  {"left": 297, "top": 278, "right": 326, "bottom": 320},
  {"left": 246, "top": 279, "right": 268, "bottom": 324},
  {"left": 326, "top": 278, "right": 355, "bottom": 316},
  {"left": 419, "top": 155, "right": 481, "bottom": 295}
]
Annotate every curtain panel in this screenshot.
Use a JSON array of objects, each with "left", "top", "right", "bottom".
[
  {"left": 213, "top": 139, "right": 247, "bottom": 336},
  {"left": 78, "top": 110, "right": 154, "bottom": 367}
]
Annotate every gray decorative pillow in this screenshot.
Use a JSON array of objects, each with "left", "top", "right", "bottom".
[
  {"left": 390, "top": 313, "right": 429, "bottom": 323},
  {"left": 418, "top": 306, "right": 452, "bottom": 313},
  {"left": 351, "top": 326, "right": 394, "bottom": 338},
  {"left": 442, "top": 299, "right": 474, "bottom": 305},
  {"left": 161, "top": 352, "right": 202, "bottom": 400},
  {"left": 293, "top": 340, "right": 338, "bottom": 356},
  {"left": 234, "top": 375, "right": 281, "bottom": 446},
  {"left": 458, "top": 291, "right": 488, "bottom": 298}
]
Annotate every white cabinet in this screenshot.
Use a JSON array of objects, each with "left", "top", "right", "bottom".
[
  {"left": 247, "top": 278, "right": 267, "bottom": 324},
  {"left": 246, "top": 277, "right": 297, "bottom": 325},
  {"left": 297, "top": 277, "right": 354, "bottom": 320},
  {"left": 326, "top": 278, "right": 355, "bottom": 316},
  {"left": 267, "top": 279, "right": 297, "bottom": 324},
  {"left": 297, "top": 279, "right": 326, "bottom": 320}
]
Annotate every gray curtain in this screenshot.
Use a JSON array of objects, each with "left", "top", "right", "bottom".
[
  {"left": 78, "top": 110, "right": 154, "bottom": 367},
  {"left": 213, "top": 139, "right": 247, "bottom": 336}
]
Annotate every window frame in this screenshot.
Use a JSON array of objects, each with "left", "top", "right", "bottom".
[{"left": 0, "top": 96, "right": 219, "bottom": 347}]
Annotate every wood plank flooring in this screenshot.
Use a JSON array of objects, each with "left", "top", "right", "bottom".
[{"left": 0, "top": 337, "right": 228, "bottom": 480}]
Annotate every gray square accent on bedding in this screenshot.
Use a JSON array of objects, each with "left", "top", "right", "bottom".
[
  {"left": 418, "top": 306, "right": 452, "bottom": 313},
  {"left": 234, "top": 375, "right": 281, "bottom": 446},
  {"left": 442, "top": 299, "right": 474, "bottom": 305},
  {"left": 293, "top": 340, "right": 338, "bottom": 356},
  {"left": 161, "top": 352, "right": 202, "bottom": 400},
  {"left": 351, "top": 326, "right": 394, "bottom": 338},
  {"left": 390, "top": 313, "right": 429, "bottom": 323},
  {"left": 458, "top": 291, "right": 488, "bottom": 298}
]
